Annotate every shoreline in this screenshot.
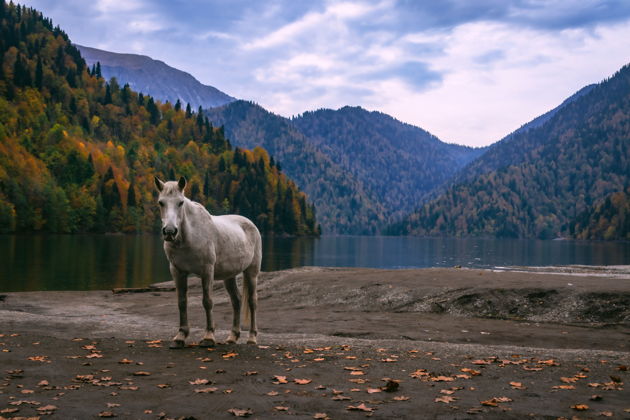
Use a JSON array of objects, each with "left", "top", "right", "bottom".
[{"left": 1, "top": 267, "right": 629, "bottom": 418}]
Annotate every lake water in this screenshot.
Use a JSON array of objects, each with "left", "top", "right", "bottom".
[{"left": 1, "top": 234, "right": 629, "bottom": 292}]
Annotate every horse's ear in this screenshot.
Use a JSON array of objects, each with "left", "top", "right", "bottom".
[
  {"left": 178, "top": 176, "right": 186, "bottom": 191},
  {"left": 154, "top": 176, "right": 165, "bottom": 192}
]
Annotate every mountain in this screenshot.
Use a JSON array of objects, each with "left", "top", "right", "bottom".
[
  {"left": 77, "top": 45, "right": 235, "bottom": 109},
  {"left": 292, "top": 106, "right": 484, "bottom": 219},
  {"left": 392, "top": 66, "right": 630, "bottom": 239},
  {"left": 204, "top": 101, "right": 386, "bottom": 234},
  {"left": 0, "top": 1, "right": 317, "bottom": 236},
  {"left": 74, "top": 47, "right": 484, "bottom": 234}
]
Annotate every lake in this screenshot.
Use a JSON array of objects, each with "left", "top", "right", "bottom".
[{"left": 1, "top": 234, "right": 629, "bottom": 292}]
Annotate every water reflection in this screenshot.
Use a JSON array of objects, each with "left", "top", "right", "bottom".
[{"left": 1, "top": 235, "right": 629, "bottom": 292}]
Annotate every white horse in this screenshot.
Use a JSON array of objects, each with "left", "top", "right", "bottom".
[{"left": 154, "top": 176, "right": 261, "bottom": 349}]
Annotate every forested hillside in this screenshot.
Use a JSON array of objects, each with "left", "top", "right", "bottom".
[
  {"left": 293, "top": 106, "right": 484, "bottom": 219},
  {"left": 391, "top": 65, "right": 630, "bottom": 239},
  {"left": 569, "top": 189, "right": 630, "bottom": 240},
  {"left": 205, "top": 101, "right": 386, "bottom": 234},
  {"left": 0, "top": 1, "right": 318, "bottom": 236}
]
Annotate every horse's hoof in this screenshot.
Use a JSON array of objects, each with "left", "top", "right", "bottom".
[
  {"left": 199, "top": 339, "right": 216, "bottom": 348},
  {"left": 169, "top": 340, "right": 185, "bottom": 349},
  {"left": 247, "top": 337, "right": 257, "bottom": 345}
]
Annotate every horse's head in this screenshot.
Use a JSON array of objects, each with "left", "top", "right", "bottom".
[{"left": 154, "top": 176, "right": 187, "bottom": 242}]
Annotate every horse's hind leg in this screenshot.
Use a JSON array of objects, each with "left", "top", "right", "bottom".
[
  {"left": 243, "top": 268, "right": 258, "bottom": 344},
  {"left": 224, "top": 277, "right": 241, "bottom": 344}
]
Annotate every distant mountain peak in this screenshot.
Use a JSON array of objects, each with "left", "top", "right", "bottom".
[{"left": 76, "top": 45, "right": 235, "bottom": 109}]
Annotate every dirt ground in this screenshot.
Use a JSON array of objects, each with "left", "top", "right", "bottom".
[{"left": 1, "top": 266, "right": 629, "bottom": 419}]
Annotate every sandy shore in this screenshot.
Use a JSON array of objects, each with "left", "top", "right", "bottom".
[{"left": 1, "top": 267, "right": 629, "bottom": 419}]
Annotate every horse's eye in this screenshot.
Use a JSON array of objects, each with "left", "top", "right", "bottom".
[
  {"left": 178, "top": 201, "right": 184, "bottom": 207},
  {"left": 158, "top": 201, "right": 164, "bottom": 207}
]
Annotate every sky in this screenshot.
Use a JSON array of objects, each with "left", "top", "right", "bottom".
[{"left": 18, "top": 0, "right": 630, "bottom": 147}]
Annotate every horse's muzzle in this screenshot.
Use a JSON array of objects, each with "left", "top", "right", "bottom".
[{"left": 162, "top": 226, "right": 178, "bottom": 241}]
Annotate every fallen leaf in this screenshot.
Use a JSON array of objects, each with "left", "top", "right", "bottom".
[
  {"left": 273, "top": 375, "right": 288, "bottom": 384},
  {"left": 410, "top": 369, "right": 429, "bottom": 378},
  {"left": 132, "top": 371, "right": 151, "bottom": 376},
  {"left": 21, "top": 389, "right": 34, "bottom": 394},
  {"left": 431, "top": 376, "right": 455, "bottom": 382},
  {"left": 189, "top": 378, "right": 210, "bottom": 385},
  {"left": 9, "top": 400, "right": 41, "bottom": 406},
  {"left": 99, "top": 411, "right": 117, "bottom": 417},
  {"left": 481, "top": 397, "right": 512, "bottom": 406},
  {"left": 332, "top": 395, "right": 351, "bottom": 401},
  {"left": 509, "top": 381, "right": 526, "bottom": 390},
  {"left": 37, "top": 404, "right": 58, "bottom": 413},
  {"left": 157, "top": 384, "right": 171, "bottom": 389},
  {"left": 561, "top": 377, "right": 578, "bottom": 383},
  {"left": 118, "top": 358, "right": 133, "bottom": 364},
  {"left": 350, "top": 371, "right": 364, "bottom": 376},
  {"left": 553, "top": 385, "right": 575, "bottom": 390},
  {"left": 274, "top": 406, "right": 289, "bottom": 411},
  {"left": 590, "top": 395, "right": 603, "bottom": 401},
  {"left": 107, "top": 403, "right": 120, "bottom": 408},
  {"left": 435, "top": 395, "right": 456, "bottom": 403},
  {"left": 37, "top": 380, "right": 49, "bottom": 387},
  {"left": 393, "top": 395, "right": 410, "bottom": 401},
  {"left": 27, "top": 355, "right": 50, "bottom": 363},
  {"left": 572, "top": 404, "right": 589, "bottom": 411},
  {"left": 599, "top": 411, "right": 614, "bottom": 417},
  {"left": 313, "top": 413, "right": 328, "bottom": 419},
  {"left": 243, "top": 371, "right": 258, "bottom": 376},
  {"left": 86, "top": 353, "right": 104, "bottom": 359},
  {"left": 222, "top": 352, "right": 238, "bottom": 359},
  {"left": 266, "top": 391, "right": 279, "bottom": 396},
  {"left": 346, "top": 403, "right": 374, "bottom": 412},
  {"left": 461, "top": 368, "right": 482, "bottom": 376},
  {"left": 366, "top": 388, "right": 382, "bottom": 394},
  {"left": 472, "top": 359, "right": 491, "bottom": 365},
  {"left": 294, "top": 378, "right": 312, "bottom": 385},
  {"left": 0, "top": 408, "right": 19, "bottom": 414},
  {"left": 227, "top": 408, "right": 253, "bottom": 417},
  {"left": 195, "top": 387, "right": 218, "bottom": 393}
]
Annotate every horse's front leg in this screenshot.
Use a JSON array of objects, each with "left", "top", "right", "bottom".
[
  {"left": 199, "top": 266, "right": 216, "bottom": 347},
  {"left": 170, "top": 265, "right": 189, "bottom": 349}
]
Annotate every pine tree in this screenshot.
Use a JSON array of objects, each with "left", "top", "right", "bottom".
[{"left": 95, "top": 61, "right": 102, "bottom": 79}]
